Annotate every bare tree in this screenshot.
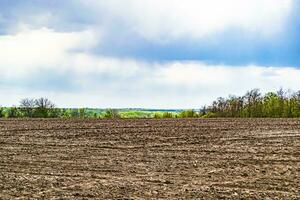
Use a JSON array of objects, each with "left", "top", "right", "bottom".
[
  {"left": 34, "top": 98, "right": 56, "bottom": 117},
  {"left": 34, "top": 98, "right": 55, "bottom": 109},
  {"left": 295, "top": 91, "right": 300, "bottom": 102},
  {"left": 20, "top": 98, "right": 35, "bottom": 117}
]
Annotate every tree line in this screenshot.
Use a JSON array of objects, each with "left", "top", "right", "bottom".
[
  {"left": 0, "top": 98, "right": 88, "bottom": 118},
  {"left": 0, "top": 98, "right": 149, "bottom": 119},
  {"left": 0, "top": 97, "right": 200, "bottom": 119},
  {"left": 203, "top": 88, "right": 300, "bottom": 118},
  {"left": 1, "top": 89, "right": 300, "bottom": 118}
]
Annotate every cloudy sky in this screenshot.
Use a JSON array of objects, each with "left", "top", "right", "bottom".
[{"left": 0, "top": 0, "right": 299, "bottom": 108}]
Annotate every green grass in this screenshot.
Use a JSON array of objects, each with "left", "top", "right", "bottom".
[
  {"left": 120, "top": 110, "right": 153, "bottom": 118},
  {"left": 85, "top": 109, "right": 184, "bottom": 119}
]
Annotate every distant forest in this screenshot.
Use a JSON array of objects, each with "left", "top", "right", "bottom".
[
  {"left": 1, "top": 89, "right": 300, "bottom": 118},
  {"left": 203, "top": 88, "right": 300, "bottom": 118}
]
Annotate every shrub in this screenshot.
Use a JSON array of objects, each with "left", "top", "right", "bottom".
[
  {"left": 6, "top": 107, "right": 20, "bottom": 118},
  {"left": 154, "top": 112, "right": 162, "bottom": 118},
  {"left": 93, "top": 113, "right": 98, "bottom": 118},
  {"left": 79, "top": 108, "right": 86, "bottom": 118},
  {"left": 104, "top": 109, "right": 121, "bottom": 119},
  {"left": 121, "top": 111, "right": 152, "bottom": 118},
  {"left": 0, "top": 107, "right": 4, "bottom": 118},
  {"left": 48, "top": 108, "right": 61, "bottom": 118},
  {"left": 162, "top": 112, "right": 174, "bottom": 118},
  {"left": 178, "top": 110, "right": 198, "bottom": 118},
  {"left": 202, "top": 112, "right": 217, "bottom": 118}
]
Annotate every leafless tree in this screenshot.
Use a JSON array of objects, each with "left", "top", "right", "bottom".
[
  {"left": 20, "top": 98, "right": 35, "bottom": 117},
  {"left": 33, "top": 98, "right": 56, "bottom": 118},
  {"left": 34, "top": 98, "right": 55, "bottom": 109}
]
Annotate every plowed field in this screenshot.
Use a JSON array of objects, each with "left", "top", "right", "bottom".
[{"left": 0, "top": 118, "right": 299, "bottom": 199}]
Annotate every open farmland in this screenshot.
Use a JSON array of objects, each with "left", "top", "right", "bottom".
[{"left": 0, "top": 118, "right": 299, "bottom": 199}]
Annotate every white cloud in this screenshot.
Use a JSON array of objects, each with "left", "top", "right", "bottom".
[
  {"left": 0, "top": 27, "right": 144, "bottom": 81},
  {"left": 1, "top": 61, "right": 300, "bottom": 108},
  {"left": 154, "top": 63, "right": 300, "bottom": 96},
  {"left": 0, "top": 27, "right": 98, "bottom": 78},
  {"left": 0, "top": 27, "right": 299, "bottom": 108},
  {"left": 83, "top": 0, "right": 293, "bottom": 42}
]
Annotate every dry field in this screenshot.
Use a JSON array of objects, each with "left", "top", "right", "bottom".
[{"left": 0, "top": 118, "right": 299, "bottom": 199}]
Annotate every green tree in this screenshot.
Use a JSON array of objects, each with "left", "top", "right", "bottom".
[
  {"left": 162, "top": 112, "right": 173, "bottom": 118},
  {"left": 263, "top": 92, "right": 280, "bottom": 117},
  {"left": 205, "top": 88, "right": 300, "bottom": 118},
  {"left": 244, "top": 89, "right": 262, "bottom": 117},
  {"left": 48, "top": 108, "right": 61, "bottom": 118},
  {"left": 277, "top": 88, "right": 285, "bottom": 117},
  {"left": 104, "top": 109, "right": 120, "bottom": 119},
  {"left": 6, "top": 107, "right": 20, "bottom": 118},
  {"left": 79, "top": 108, "right": 86, "bottom": 118},
  {"left": 0, "top": 107, "right": 4, "bottom": 118},
  {"left": 154, "top": 112, "right": 162, "bottom": 118},
  {"left": 178, "top": 110, "right": 198, "bottom": 118}
]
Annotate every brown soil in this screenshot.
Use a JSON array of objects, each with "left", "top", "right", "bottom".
[{"left": 0, "top": 118, "right": 299, "bottom": 199}]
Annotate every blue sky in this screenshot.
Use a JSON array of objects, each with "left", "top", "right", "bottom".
[{"left": 0, "top": 0, "right": 300, "bottom": 108}]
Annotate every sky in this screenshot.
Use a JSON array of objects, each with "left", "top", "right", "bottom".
[{"left": 0, "top": 0, "right": 300, "bottom": 108}]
